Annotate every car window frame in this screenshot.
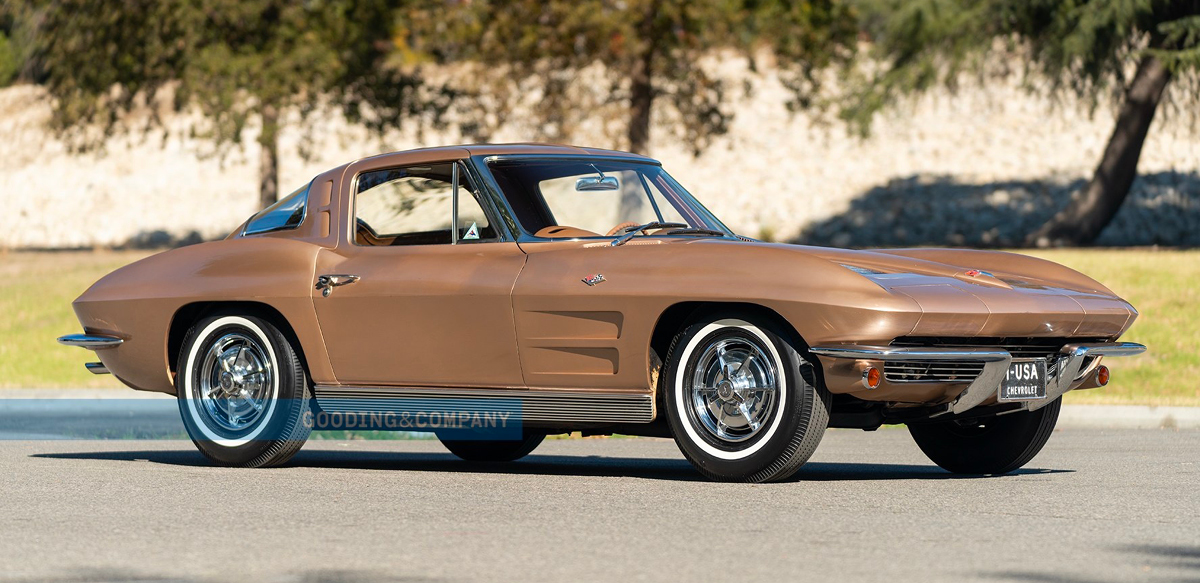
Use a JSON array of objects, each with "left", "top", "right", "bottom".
[
  {"left": 349, "top": 159, "right": 508, "bottom": 247},
  {"left": 242, "top": 181, "right": 312, "bottom": 236},
  {"left": 474, "top": 154, "right": 733, "bottom": 243}
]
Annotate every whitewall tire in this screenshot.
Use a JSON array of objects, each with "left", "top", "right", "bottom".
[
  {"left": 176, "top": 313, "right": 312, "bottom": 467},
  {"left": 662, "top": 313, "right": 831, "bottom": 482}
]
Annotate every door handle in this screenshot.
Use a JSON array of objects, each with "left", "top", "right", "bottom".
[{"left": 316, "top": 274, "right": 360, "bottom": 297}]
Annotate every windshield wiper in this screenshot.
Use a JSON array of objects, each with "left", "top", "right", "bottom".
[
  {"left": 610, "top": 222, "right": 728, "bottom": 246},
  {"left": 610, "top": 222, "right": 687, "bottom": 246},
  {"left": 662, "top": 227, "right": 727, "bottom": 237}
]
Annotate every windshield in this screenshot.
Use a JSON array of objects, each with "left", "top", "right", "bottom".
[{"left": 486, "top": 159, "right": 731, "bottom": 239}]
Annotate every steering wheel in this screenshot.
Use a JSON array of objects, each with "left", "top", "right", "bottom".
[
  {"left": 606, "top": 221, "right": 641, "bottom": 237},
  {"left": 356, "top": 218, "right": 379, "bottom": 238}
]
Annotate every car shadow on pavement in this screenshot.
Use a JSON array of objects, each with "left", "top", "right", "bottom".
[
  {"left": 31, "top": 448, "right": 1071, "bottom": 482},
  {"left": 789, "top": 463, "right": 1071, "bottom": 482},
  {"left": 984, "top": 543, "right": 1200, "bottom": 582}
]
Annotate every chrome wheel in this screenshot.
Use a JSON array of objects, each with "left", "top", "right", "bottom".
[
  {"left": 196, "top": 332, "right": 273, "bottom": 432},
  {"left": 179, "top": 314, "right": 312, "bottom": 467},
  {"left": 687, "top": 334, "right": 779, "bottom": 443}
]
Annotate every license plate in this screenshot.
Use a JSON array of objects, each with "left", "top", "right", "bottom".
[{"left": 999, "top": 359, "right": 1047, "bottom": 401}]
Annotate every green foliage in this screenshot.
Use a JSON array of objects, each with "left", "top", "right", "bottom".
[
  {"left": 0, "top": 32, "right": 16, "bottom": 86},
  {"left": 404, "top": 0, "right": 858, "bottom": 153},
  {"left": 13, "top": 1, "right": 428, "bottom": 159},
  {"left": 1150, "top": 14, "right": 1200, "bottom": 70},
  {"left": 843, "top": 0, "right": 1200, "bottom": 134},
  {"left": 7, "top": 0, "right": 860, "bottom": 160},
  {"left": 0, "top": 2, "right": 35, "bottom": 86},
  {"left": 747, "top": 0, "right": 860, "bottom": 110},
  {"left": 30, "top": 1, "right": 207, "bottom": 147}
]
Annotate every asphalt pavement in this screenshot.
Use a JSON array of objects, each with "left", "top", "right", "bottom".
[{"left": 0, "top": 428, "right": 1197, "bottom": 583}]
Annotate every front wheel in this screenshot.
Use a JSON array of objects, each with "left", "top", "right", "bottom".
[
  {"left": 176, "top": 313, "right": 312, "bottom": 467},
  {"left": 662, "top": 314, "right": 831, "bottom": 482},
  {"left": 908, "top": 398, "right": 1061, "bottom": 474}
]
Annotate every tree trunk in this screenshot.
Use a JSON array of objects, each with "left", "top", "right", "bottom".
[
  {"left": 628, "top": 0, "right": 659, "bottom": 155},
  {"left": 258, "top": 105, "right": 280, "bottom": 209},
  {"left": 1027, "top": 56, "right": 1171, "bottom": 246}
]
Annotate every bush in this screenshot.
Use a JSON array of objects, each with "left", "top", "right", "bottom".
[{"left": 0, "top": 33, "right": 17, "bottom": 86}]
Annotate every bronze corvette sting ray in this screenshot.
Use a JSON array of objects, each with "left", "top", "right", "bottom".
[{"left": 59, "top": 144, "right": 1145, "bottom": 482}]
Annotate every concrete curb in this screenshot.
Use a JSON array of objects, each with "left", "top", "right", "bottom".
[
  {"left": 0, "top": 390, "right": 1196, "bottom": 429},
  {"left": 0, "top": 389, "right": 172, "bottom": 399},
  {"left": 1058, "top": 404, "right": 1200, "bottom": 430}
]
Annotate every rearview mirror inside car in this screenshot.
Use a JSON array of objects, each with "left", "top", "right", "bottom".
[{"left": 575, "top": 176, "right": 619, "bottom": 191}]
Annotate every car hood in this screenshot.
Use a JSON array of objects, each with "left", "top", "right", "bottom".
[
  {"left": 785, "top": 246, "right": 1106, "bottom": 294},
  {"left": 802, "top": 245, "right": 1134, "bottom": 338},
  {"left": 682, "top": 239, "right": 1136, "bottom": 339}
]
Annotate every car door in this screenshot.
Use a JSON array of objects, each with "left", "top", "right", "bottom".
[
  {"left": 311, "top": 159, "right": 527, "bottom": 388},
  {"left": 500, "top": 162, "right": 696, "bottom": 393}
]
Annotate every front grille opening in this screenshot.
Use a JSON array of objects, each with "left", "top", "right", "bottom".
[
  {"left": 884, "top": 360, "right": 985, "bottom": 383},
  {"left": 893, "top": 337, "right": 1080, "bottom": 357},
  {"left": 886, "top": 337, "right": 1097, "bottom": 384}
]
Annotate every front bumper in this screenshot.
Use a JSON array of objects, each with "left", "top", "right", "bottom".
[
  {"left": 57, "top": 333, "right": 124, "bottom": 375},
  {"left": 810, "top": 342, "right": 1146, "bottom": 415},
  {"left": 57, "top": 333, "right": 124, "bottom": 350}
]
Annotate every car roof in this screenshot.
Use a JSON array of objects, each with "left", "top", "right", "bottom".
[{"left": 336, "top": 143, "right": 659, "bottom": 173}]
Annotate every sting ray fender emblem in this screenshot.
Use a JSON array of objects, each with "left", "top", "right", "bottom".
[{"left": 582, "top": 274, "right": 606, "bottom": 286}]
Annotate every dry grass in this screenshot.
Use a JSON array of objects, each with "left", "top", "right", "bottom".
[
  {"left": 1024, "top": 249, "right": 1199, "bottom": 406},
  {"left": 0, "top": 249, "right": 152, "bottom": 388}
]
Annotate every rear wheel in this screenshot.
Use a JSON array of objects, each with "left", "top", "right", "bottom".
[
  {"left": 908, "top": 398, "right": 1061, "bottom": 474},
  {"left": 176, "top": 313, "right": 312, "bottom": 467},
  {"left": 662, "top": 313, "right": 831, "bottom": 482},
  {"left": 437, "top": 430, "right": 545, "bottom": 462}
]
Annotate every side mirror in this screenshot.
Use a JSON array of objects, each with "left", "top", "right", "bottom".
[{"left": 575, "top": 176, "right": 619, "bottom": 191}]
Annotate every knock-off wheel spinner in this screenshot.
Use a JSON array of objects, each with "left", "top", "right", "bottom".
[
  {"left": 197, "top": 331, "right": 273, "bottom": 432},
  {"left": 687, "top": 335, "right": 779, "bottom": 444}
]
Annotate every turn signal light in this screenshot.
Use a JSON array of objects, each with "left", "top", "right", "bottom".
[
  {"left": 1097, "top": 365, "right": 1110, "bottom": 386},
  {"left": 862, "top": 367, "right": 881, "bottom": 390}
]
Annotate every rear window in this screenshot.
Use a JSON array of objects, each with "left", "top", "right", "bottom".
[{"left": 244, "top": 183, "right": 309, "bottom": 235}]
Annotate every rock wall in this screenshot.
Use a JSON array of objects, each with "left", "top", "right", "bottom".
[{"left": 1, "top": 59, "right": 1197, "bottom": 249}]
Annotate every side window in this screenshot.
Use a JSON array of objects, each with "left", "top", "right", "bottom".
[
  {"left": 354, "top": 163, "right": 497, "bottom": 246},
  {"left": 244, "top": 183, "right": 309, "bottom": 235}
]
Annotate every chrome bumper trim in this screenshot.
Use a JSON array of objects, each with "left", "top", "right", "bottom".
[
  {"left": 57, "top": 334, "right": 123, "bottom": 350},
  {"left": 813, "top": 342, "right": 1147, "bottom": 416},
  {"left": 85, "top": 362, "right": 110, "bottom": 375},
  {"left": 810, "top": 345, "right": 1011, "bottom": 415},
  {"left": 1026, "top": 342, "right": 1147, "bottom": 411}
]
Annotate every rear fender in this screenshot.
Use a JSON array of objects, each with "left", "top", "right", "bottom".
[{"left": 71, "top": 238, "right": 330, "bottom": 393}]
